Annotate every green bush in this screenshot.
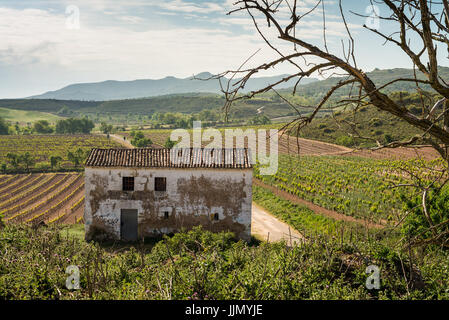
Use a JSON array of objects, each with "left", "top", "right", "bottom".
[
  {"left": 384, "top": 134, "right": 394, "bottom": 143},
  {"left": 130, "top": 131, "right": 152, "bottom": 147},
  {"left": 0, "top": 117, "right": 9, "bottom": 135},
  {"left": 401, "top": 184, "right": 449, "bottom": 245},
  {"left": 369, "top": 118, "right": 383, "bottom": 127},
  {"left": 335, "top": 135, "right": 355, "bottom": 147}
]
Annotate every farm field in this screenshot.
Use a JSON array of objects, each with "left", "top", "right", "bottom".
[
  {"left": 254, "top": 154, "right": 446, "bottom": 224},
  {"left": 0, "top": 107, "right": 62, "bottom": 124},
  {"left": 120, "top": 124, "right": 284, "bottom": 148},
  {"left": 0, "top": 134, "right": 122, "bottom": 171},
  {"left": 0, "top": 173, "right": 84, "bottom": 225},
  {"left": 119, "top": 127, "right": 440, "bottom": 160}
]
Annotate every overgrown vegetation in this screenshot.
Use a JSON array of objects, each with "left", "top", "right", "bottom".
[
  {"left": 1, "top": 224, "right": 448, "bottom": 300},
  {"left": 55, "top": 118, "right": 95, "bottom": 134}
]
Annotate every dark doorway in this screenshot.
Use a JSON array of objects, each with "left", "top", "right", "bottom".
[{"left": 120, "top": 209, "right": 138, "bottom": 241}]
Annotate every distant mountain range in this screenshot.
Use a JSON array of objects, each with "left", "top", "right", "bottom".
[{"left": 28, "top": 72, "right": 318, "bottom": 101}]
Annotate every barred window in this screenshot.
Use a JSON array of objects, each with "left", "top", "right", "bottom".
[
  {"left": 122, "top": 177, "right": 134, "bottom": 191},
  {"left": 155, "top": 177, "right": 166, "bottom": 191}
]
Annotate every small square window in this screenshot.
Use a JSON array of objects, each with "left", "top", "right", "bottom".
[
  {"left": 164, "top": 211, "right": 169, "bottom": 219},
  {"left": 155, "top": 177, "right": 166, "bottom": 191},
  {"left": 213, "top": 213, "right": 219, "bottom": 221},
  {"left": 122, "top": 177, "right": 134, "bottom": 191}
]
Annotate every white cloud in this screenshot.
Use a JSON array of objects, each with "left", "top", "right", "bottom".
[
  {"left": 0, "top": 1, "right": 365, "bottom": 97},
  {"left": 155, "top": 0, "right": 225, "bottom": 14},
  {"left": 118, "top": 15, "right": 145, "bottom": 24},
  {"left": 0, "top": 6, "right": 288, "bottom": 81}
]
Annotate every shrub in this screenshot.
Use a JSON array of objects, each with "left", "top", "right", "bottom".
[
  {"left": 164, "top": 137, "right": 176, "bottom": 149},
  {"left": 130, "top": 131, "right": 152, "bottom": 147},
  {"left": 56, "top": 118, "right": 94, "bottom": 134},
  {"left": 33, "top": 120, "right": 53, "bottom": 134},
  {"left": 369, "top": 118, "right": 383, "bottom": 127},
  {"left": 35, "top": 162, "right": 50, "bottom": 172},
  {"left": 384, "top": 134, "right": 394, "bottom": 143},
  {"left": 0, "top": 117, "right": 10, "bottom": 135},
  {"left": 336, "top": 135, "right": 355, "bottom": 147},
  {"left": 401, "top": 184, "right": 449, "bottom": 245}
]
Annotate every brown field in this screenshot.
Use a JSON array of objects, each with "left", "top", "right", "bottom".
[
  {"left": 1, "top": 173, "right": 85, "bottom": 226},
  {"left": 279, "top": 134, "right": 441, "bottom": 160}
]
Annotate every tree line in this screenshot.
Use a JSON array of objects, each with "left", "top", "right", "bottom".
[
  {"left": 0, "top": 117, "right": 95, "bottom": 135},
  {"left": 1, "top": 148, "right": 88, "bottom": 174}
]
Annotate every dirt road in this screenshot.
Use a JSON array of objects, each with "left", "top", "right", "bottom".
[
  {"left": 107, "top": 134, "right": 134, "bottom": 148},
  {"left": 251, "top": 203, "right": 303, "bottom": 245}
]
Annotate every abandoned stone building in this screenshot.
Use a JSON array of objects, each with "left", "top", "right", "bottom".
[{"left": 83, "top": 148, "right": 253, "bottom": 241}]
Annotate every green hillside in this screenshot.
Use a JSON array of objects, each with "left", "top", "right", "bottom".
[
  {"left": 298, "top": 91, "right": 436, "bottom": 147},
  {"left": 1, "top": 67, "right": 448, "bottom": 126},
  {"left": 279, "top": 66, "right": 449, "bottom": 104},
  {"left": 0, "top": 93, "right": 311, "bottom": 121},
  {"left": 0, "top": 107, "right": 62, "bottom": 124}
]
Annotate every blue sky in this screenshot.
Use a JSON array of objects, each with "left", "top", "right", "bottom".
[{"left": 0, "top": 0, "right": 446, "bottom": 98}]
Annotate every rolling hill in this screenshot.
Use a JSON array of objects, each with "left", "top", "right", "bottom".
[
  {"left": 279, "top": 66, "right": 449, "bottom": 102},
  {"left": 0, "top": 67, "right": 447, "bottom": 123},
  {"left": 28, "top": 72, "right": 318, "bottom": 101}
]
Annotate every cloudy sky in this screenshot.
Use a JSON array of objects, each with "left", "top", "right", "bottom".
[{"left": 0, "top": 0, "right": 446, "bottom": 98}]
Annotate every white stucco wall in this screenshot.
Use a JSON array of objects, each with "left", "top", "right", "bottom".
[{"left": 84, "top": 167, "right": 252, "bottom": 241}]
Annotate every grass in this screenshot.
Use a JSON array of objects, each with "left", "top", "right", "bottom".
[
  {"left": 2, "top": 224, "right": 448, "bottom": 299},
  {"left": 0, "top": 107, "right": 62, "bottom": 124},
  {"left": 60, "top": 223, "right": 85, "bottom": 241}
]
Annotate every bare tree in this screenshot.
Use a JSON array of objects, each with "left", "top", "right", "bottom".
[{"left": 213, "top": 0, "right": 449, "bottom": 246}]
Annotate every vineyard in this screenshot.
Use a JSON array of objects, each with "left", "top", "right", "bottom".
[
  {"left": 119, "top": 127, "right": 440, "bottom": 160},
  {"left": 0, "top": 173, "right": 84, "bottom": 225},
  {"left": 0, "top": 134, "right": 122, "bottom": 171},
  {"left": 254, "top": 155, "right": 446, "bottom": 224}
]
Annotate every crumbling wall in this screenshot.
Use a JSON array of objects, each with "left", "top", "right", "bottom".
[{"left": 84, "top": 167, "right": 252, "bottom": 241}]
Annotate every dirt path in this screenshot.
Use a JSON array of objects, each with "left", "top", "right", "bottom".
[
  {"left": 101, "top": 133, "right": 134, "bottom": 149},
  {"left": 251, "top": 203, "right": 303, "bottom": 245},
  {"left": 253, "top": 178, "right": 385, "bottom": 229}
]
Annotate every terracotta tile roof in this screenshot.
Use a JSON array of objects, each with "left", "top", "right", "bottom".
[{"left": 84, "top": 148, "right": 253, "bottom": 169}]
